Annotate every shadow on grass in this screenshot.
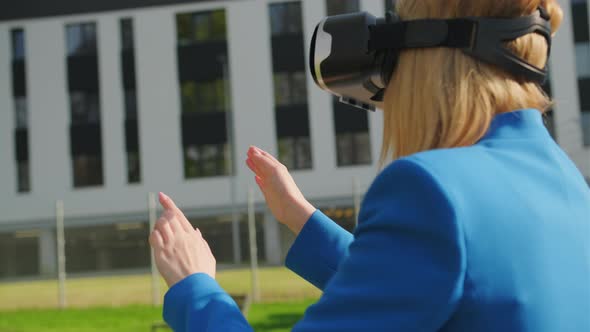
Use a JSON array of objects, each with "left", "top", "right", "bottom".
[{"left": 250, "top": 313, "right": 303, "bottom": 330}]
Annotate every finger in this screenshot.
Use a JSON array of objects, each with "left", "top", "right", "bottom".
[
  {"left": 246, "top": 157, "right": 259, "bottom": 174},
  {"left": 250, "top": 149, "right": 280, "bottom": 177},
  {"left": 159, "top": 192, "right": 179, "bottom": 211},
  {"left": 149, "top": 229, "right": 164, "bottom": 248},
  {"left": 165, "top": 211, "right": 184, "bottom": 234},
  {"left": 160, "top": 193, "right": 193, "bottom": 233},
  {"left": 157, "top": 219, "right": 174, "bottom": 245},
  {"left": 255, "top": 146, "right": 280, "bottom": 163},
  {"left": 255, "top": 176, "right": 266, "bottom": 193}
]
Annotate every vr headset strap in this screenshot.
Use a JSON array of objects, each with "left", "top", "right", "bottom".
[{"left": 368, "top": 9, "right": 552, "bottom": 82}]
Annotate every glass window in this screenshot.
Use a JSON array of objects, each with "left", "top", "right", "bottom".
[
  {"left": 326, "top": 0, "right": 360, "bottom": 15},
  {"left": 11, "top": 29, "right": 25, "bottom": 60},
  {"left": 336, "top": 132, "right": 372, "bottom": 166},
  {"left": 575, "top": 43, "right": 590, "bottom": 78},
  {"left": 177, "top": 10, "right": 227, "bottom": 45},
  {"left": 274, "top": 71, "right": 308, "bottom": 106},
  {"left": 120, "top": 18, "right": 134, "bottom": 50},
  {"left": 17, "top": 161, "right": 30, "bottom": 193},
  {"left": 278, "top": 137, "right": 312, "bottom": 170},
  {"left": 124, "top": 90, "right": 138, "bottom": 118},
  {"left": 73, "top": 155, "right": 104, "bottom": 187},
  {"left": 269, "top": 2, "right": 303, "bottom": 36},
  {"left": 181, "top": 79, "right": 227, "bottom": 113},
  {"left": 14, "top": 97, "right": 28, "bottom": 129},
  {"left": 184, "top": 144, "right": 228, "bottom": 178},
  {"left": 66, "top": 23, "right": 97, "bottom": 56},
  {"left": 127, "top": 151, "right": 141, "bottom": 183},
  {"left": 70, "top": 92, "right": 100, "bottom": 124}
]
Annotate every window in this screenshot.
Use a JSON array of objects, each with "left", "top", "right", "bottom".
[
  {"left": 336, "top": 132, "right": 372, "bottom": 166},
  {"left": 326, "top": 0, "right": 359, "bottom": 15},
  {"left": 11, "top": 29, "right": 25, "bottom": 60},
  {"left": 278, "top": 137, "right": 312, "bottom": 170},
  {"left": 571, "top": 0, "right": 590, "bottom": 145},
  {"left": 177, "top": 10, "right": 227, "bottom": 45},
  {"left": 66, "top": 22, "right": 103, "bottom": 188},
  {"left": 181, "top": 79, "right": 228, "bottom": 113},
  {"left": 11, "top": 28, "right": 30, "bottom": 193},
  {"left": 14, "top": 97, "right": 28, "bottom": 129},
  {"left": 176, "top": 10, "right": 231, "bottom": 179},
  {"left": 66, "top": 23, "right": 97, "bottom": 56},
  {"left": 273, "top": 72, "right": 307, "bottom": 106},
  {"left": 120, "top": 18, "right": 141, "bottom": 183},
  {"left": 184, "top": 144, "right": 228, "bottom": 178},
  {"left": 269, "top": 2, "right": 313, "bottom": 170},
  {"left": 72, "top": 155, "right": 104, "bottom": 187},
  {"left": 70, "top": 92, "right": 100, "bottom": 124},
  {"left": 270, "top": 2, "right": 304, "bottom": 36}
]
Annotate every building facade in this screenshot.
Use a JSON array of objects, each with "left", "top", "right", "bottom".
[{"left": 0, "top": 0, "right": 588, "bottom": 279}]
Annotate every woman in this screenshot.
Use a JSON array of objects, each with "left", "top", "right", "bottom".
[{"left": 149, "top": 0, "right": 590, "bottom": 331}]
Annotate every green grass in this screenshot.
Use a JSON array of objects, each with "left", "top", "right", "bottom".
[
  {"left": 0, "top": 267, "right": 319, "bottom": 331},
  {"left": 0, "top": 301, "right": 316, "bottom": 332},
  {"left": 0, "top": 267, "right": 320, "bottom": 310}
]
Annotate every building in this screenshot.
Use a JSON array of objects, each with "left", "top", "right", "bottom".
[{"left": 0, "top": 0, "right": 588, "bottom": 279}]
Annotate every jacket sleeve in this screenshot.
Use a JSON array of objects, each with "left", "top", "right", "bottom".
[
  {"left": 163, "top": 273, "right": 253, "bottom": 332},
  {"left": 292, "top": 158, "right": 466, "bottom": 332},
  {"left": 285, "top": 210, "right": 354, "bottom": 290}
]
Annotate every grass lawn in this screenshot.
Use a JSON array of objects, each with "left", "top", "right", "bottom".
[
  {"left": 0, "top": 300, "right": 317, "bottom": 332},
  {"left": 0, "top": 267, "right": 320, "bottom": 310},
  {"left": 0, "top": 267, "right": 319, "bottom": 331}
]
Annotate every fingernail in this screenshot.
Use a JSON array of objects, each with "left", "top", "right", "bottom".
[{"left": 159, "top": 192, "right": 168, "bottom": 200}]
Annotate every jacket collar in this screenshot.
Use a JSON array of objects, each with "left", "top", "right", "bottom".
[{"left": 480, "top": 109, "right": 550, "bottom": 141}]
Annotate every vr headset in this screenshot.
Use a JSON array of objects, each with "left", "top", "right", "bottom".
[{"left": 310, "top": 7, "right": 552, "bottom": 111}]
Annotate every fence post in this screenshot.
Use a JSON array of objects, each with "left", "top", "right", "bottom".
[
  {"left": 55, "top": 200, "right": 66, "bottom": 309},
  {"left": 148, "top": 192, "right": 161, "bottom": 306},
  {"left": 247, "top": 187, "right": 260, "bottom": 302}
]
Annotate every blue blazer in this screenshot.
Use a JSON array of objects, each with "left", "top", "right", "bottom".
[{"left": 163, "top": 109, "right": 590, "bottom": 331}]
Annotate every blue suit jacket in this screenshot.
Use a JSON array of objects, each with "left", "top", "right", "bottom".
[{"left": 163, "top": 109, "right": 590, "bottom": 331}]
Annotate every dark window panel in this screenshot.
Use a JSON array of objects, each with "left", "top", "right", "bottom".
[
  {"left": 11, "top": 29, "right": 25, "bottom": 60},
  {"left": 127, "top": 151, "right": 141, "bottom": 183},
  {"left": 326, "top": 0, "right": 360, "bottom": 15},
  {"left": 66, "top": 23, "right": 97, "bottom": 56},
  {"left": 17, "top": 161, "right": 31, "bottom": 193},
  {"left": 572, "top": 2, "right": 590, "bottom": 43},
  {"left": 580, "top": 78, "right": 590, "bottom": 110},
  {"left": 269, "top": 2, "right": 303, "bottom": 36},
  {"left": 333, "top": 101, "right": 370, "bottom": 134},
  {"left": 275, "top": 104, "right": 311, "bottom": 138},
  {"left": 121, "top": 51, "right": 136, "bottom": 90},
  {"left": 181, "top": 112, "right": 228, "bottom": 146},
  {"left": 177, "top": 42, "right": 227, "bottom": 82},
  {"left": 124, "top": 90, "right": 138, "bottom": 118},
  {"left": 270, "top": 34, "right": 306, "bottom": 72},
  {"left": 0, "top": 233, "right": 38, "bottom": 278},
  {"left": 120, "top": 18, "right": 134, "bottom": 50},
  {"left": 67, "top": 55, "right": 100, "bottom": 92},
  {"left": 12, "top": 60, "right": 26, "bottom": 97},
  {"left": 14, "top": 128, "right": 29, "bottom": 162},
  {"left": 69, "top": 92, "right": 101, "bottom": 124},
  {"left": 72, "top": 155, "right": 104, "bottom": 187},
  {"left": 184, "top": 144, "right": 228, "bottom": 178},
  {"left": 14, "top": 97, "right": 28, "bottom": 129},
  {"left": 124, "top": 118, "right": 139, "bottom": 152},
  {"left": 69, "top": 123, "right": 103, "bottom": 156}
]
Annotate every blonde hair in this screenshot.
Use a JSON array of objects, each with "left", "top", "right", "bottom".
[{"left": 380, "top": 0, "right": 564, "bottom": 163}]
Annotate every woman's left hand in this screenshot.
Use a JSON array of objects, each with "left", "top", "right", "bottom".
[{"left": 149, "top": 192, "right": 216, "bottom": 288}]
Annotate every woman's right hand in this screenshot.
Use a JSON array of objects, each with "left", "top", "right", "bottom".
[{"left": 246, "top": 146, "right": 316, "bottom": 235}]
